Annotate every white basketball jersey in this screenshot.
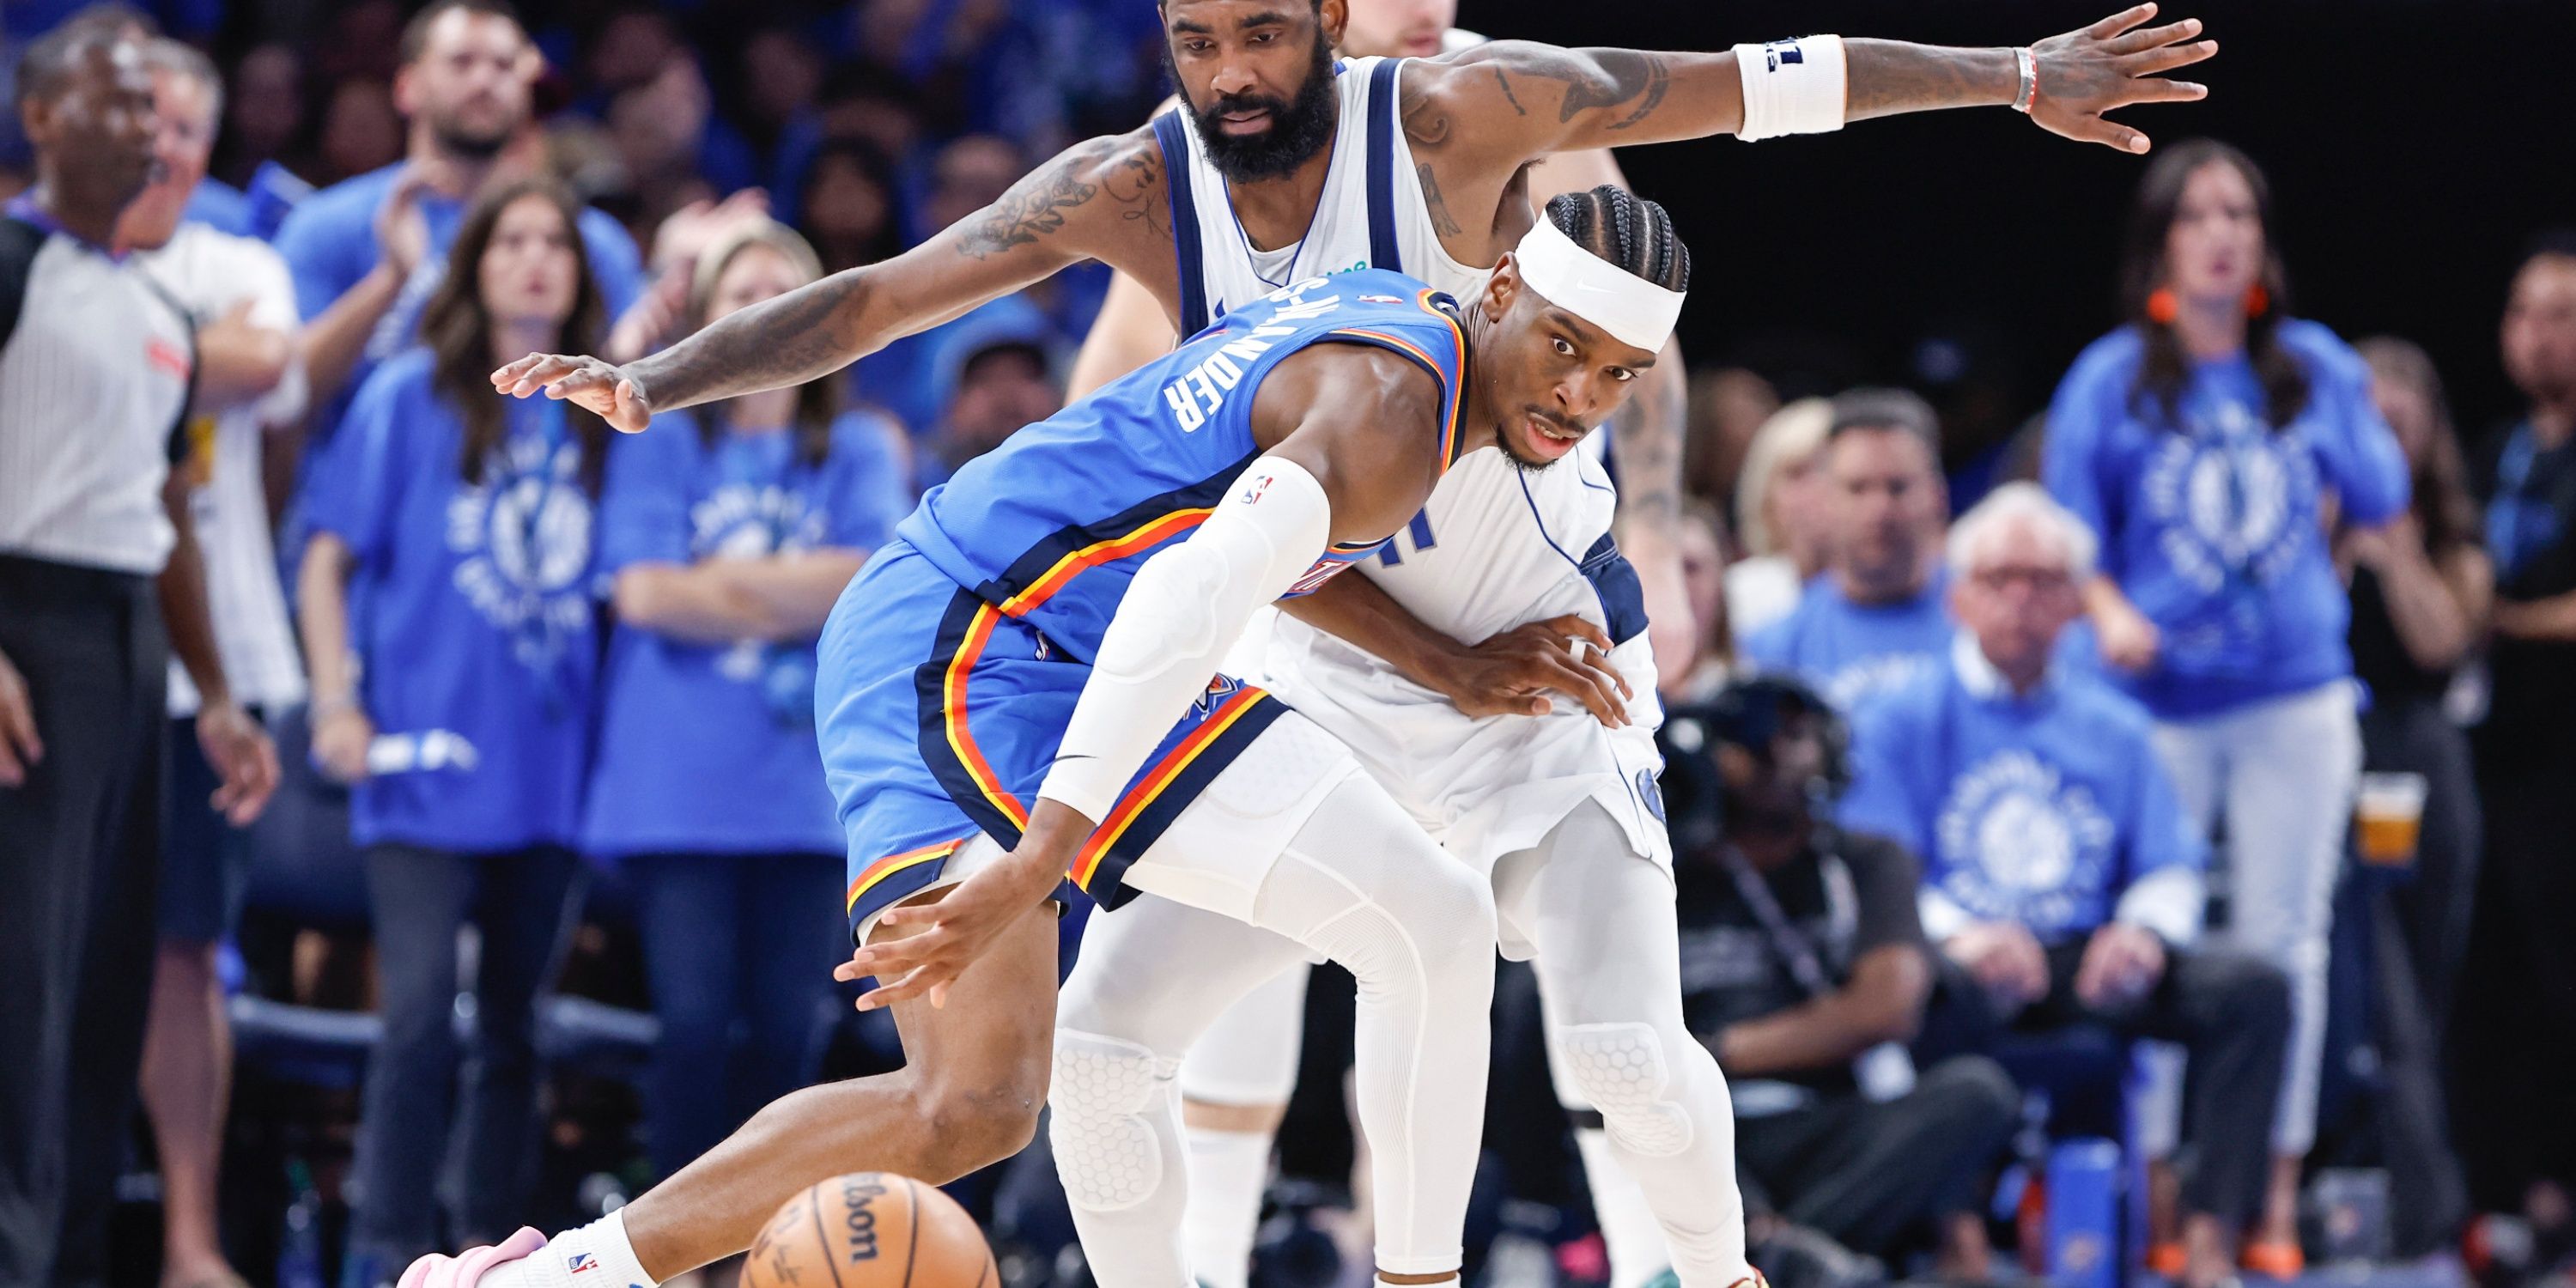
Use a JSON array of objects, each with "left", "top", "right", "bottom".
[{"left": 1162, "top": 56, "right": 1670, "bottom": 871}]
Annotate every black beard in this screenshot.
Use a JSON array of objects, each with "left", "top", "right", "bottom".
[
  {"left": 1164, "top": 33, "right": 1336, "bottom": 183},
  {"left": 433, "top": 118, "right": 513, "bottom": 161}
]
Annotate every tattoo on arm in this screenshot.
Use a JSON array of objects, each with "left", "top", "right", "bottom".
[
  {"left": 634, "top": 133, "right": 1168, "bottom": 414},
  {"left": 957, "top": 162, "right": 1099, "bottom": 260},
  {"left": 1415, "top": 164, "right": 1463, "bottom": 238},
  {"left": 1616, "top": 356, "right": 1686, "bottom": 526},
  {"left": 1557, "top": 50, "right": 1671, "bottom": 130},
  {"left": 1843, "top": 40, "right": 2010, "bottom": 118},
  {"left": 951, "top": 134, "right": 1165, "bottom": 261},
  {"left": 1098, "top": 145, "right": 1169, "bottom": 242},
  {"left": 629, "top": 272, "right": 874, "bottom": 412},
  {"left": 1400, "top": 93, "right": 1453, "bottom": 149},
  {"left": 1482, "top": 46, "right": 1674, "bottom": 134}
]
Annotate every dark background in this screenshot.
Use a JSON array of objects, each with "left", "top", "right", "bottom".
[{"left": 1471, "top": 0, "right": 2576, "bottom": 451}]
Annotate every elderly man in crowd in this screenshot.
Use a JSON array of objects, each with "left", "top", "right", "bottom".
[
  {"left": 1838, "top": 483, "right": 2288, "bottom": 1288},
  {"left": 1742, "top": 389, "right": 1954, "bottom": 714},
  {"left": 0, "top": 22, "right": 277, "bottom": 1287}
]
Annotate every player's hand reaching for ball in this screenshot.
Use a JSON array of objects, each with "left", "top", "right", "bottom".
[
  {"left": 1430, "top": 615, "right": 1632, "bottom": 727},
  {"left": 489, "top": 353, "right": 653, "bottom": 434},
  {"left": 2028, "top": 3, "right": 2216, "bottom": 155}
]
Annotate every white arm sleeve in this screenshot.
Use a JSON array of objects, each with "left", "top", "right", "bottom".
[
  {"left": 1036, "top": 457, "right": 1334, "bottom": 822},
  {"left": 2113, "top": 865, "right": 2206, "bottom": 946}
]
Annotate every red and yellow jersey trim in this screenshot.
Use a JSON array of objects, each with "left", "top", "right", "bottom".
[
  {"left": 845, "top": 837, "right": 969, "bottom": 913},
  {"left": 1066, "top": 686, "right": 1270, "bottom": 890},
  {"left": 994, "top": 507, "right": 1212, "bottom": 617},
  {"left": 940, "top": 602, "right": 1032, "bottom": 831}
]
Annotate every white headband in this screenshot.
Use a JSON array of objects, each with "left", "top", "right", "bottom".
[{"left": 1510, "top": 216, "right": 1687, "bottom": 353}]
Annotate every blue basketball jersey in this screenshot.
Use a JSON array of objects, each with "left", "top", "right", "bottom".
[{"left": 891, "top": 270, "right": 1470, "bottom": 661}]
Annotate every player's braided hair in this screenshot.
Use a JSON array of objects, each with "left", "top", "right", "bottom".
[{"left": 1545, "top": 185, "right": 1692, "bottom": 294}]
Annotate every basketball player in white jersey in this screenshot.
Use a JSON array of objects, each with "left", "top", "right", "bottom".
[{"left": 470, "top": 7, "right": 2212, "bottom": 1287}]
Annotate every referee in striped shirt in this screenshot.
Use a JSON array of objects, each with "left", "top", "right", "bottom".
[{"left": 0, "top": 22, "right": 278, "bottom": 1286}]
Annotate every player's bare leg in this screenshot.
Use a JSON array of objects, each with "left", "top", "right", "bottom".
[{"left": 618, "top": 893, "right": 1060, "bottom": 1280}]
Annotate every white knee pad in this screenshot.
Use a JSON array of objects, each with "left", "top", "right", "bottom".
[
  {"left": 1555, "top": 1023, "right": 1695, "bottom": 1157},
  {"left": 1050, "top": 1029, "right": 1172, "bottom": 1212}
]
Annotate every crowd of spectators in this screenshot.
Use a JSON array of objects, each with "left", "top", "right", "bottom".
[{"left": 0, "top": 4, "right": 2571, "bottom": 1288}]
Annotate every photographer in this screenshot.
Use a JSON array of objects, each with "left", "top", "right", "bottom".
[{"left": 1658, "top": 677, "right": 2015, "bottom": 1282}]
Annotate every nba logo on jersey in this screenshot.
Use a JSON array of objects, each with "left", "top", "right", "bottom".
[{"left": 567, "top": 1254, "right": 598, "bottom": 1275}]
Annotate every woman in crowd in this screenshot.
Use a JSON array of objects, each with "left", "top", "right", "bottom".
[
  {"left": 582, "top": 219, "right": 911, "bottom": 1182},
  {"left": 296, "top": 178, "right": 611, "bottom": 1277},
  {"left": 2347, "top": 337, "right": 2489, "bottom": 1035},
  {"left": 1674, "top": 498, "right": 1735, "bottom": 701},
  {"left": 2342, "top": 337, "right": 2488, "bottom": 1255},
  {"left": 1725, "top": 396, "right": 1835, "bottom": 639},
  {"left": 2041, "top": 139, "right": 2409, "bottom": 1273}
]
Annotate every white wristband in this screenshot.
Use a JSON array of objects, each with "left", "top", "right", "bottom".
[{"left": 1732, "top": 35, "right": 1848, "bottom": 142}]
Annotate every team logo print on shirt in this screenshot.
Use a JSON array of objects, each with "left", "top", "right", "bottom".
[
  {"left": 447, "top": 434, "right": 593, "bottom": 671},
  {"left": 2140, "top": 398, "right": 2318, "bottom": 597},
  {"left": 1823, "top": 653, "right": 1935, "bottom": 713},
  {"left": 1935, "top": 749, "right": 2117, "bottom": 937},
  {"left": 690, "top": 483, "right": 828, "bottom": 680}
]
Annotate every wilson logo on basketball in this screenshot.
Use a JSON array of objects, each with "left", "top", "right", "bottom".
[
  {"left": 745, "top": 1172, "right": 997, "bottom": 1288},
  {"left": 840, "top": 1175, "right": 889, "bottom": 1261}
]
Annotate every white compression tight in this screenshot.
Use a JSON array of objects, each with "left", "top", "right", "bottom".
[
  {"left": 1168, "top": 804, "right": 1752, "bottom": 1288},
  {"left": 1493, "top": 804, "right": 1751, "bottom": 1288},
  {"left": 1051, "top": 773, "right": 1497, "bottom": 1288},
  {"left": 1177, "top": 965, "right": 1310, "bottom": 1288}
]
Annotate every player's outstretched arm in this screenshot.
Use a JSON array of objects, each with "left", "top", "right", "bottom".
[
  {"left": 490, "top": 130, "right": 1170, "bottom": 432},
  {"left": 846, "top": 345, "right": 1448, "bottom": 1010},
  {"left": 1431, "top": 2, "right": 2212, "bottom": 161}
]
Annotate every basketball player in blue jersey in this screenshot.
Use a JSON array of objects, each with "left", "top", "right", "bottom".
[{"left": 408, "top": 228, "right": 1685, "bottom": 1288}]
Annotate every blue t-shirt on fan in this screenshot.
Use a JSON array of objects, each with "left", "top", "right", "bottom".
[
  {"left": 582, "top": 408, "right": 914, "bottom": 860},
  {"left": 1840, "top": 640, "right": 2205, "bottom": 945},
  {"left": 2041, "top": 320, "right": 2409, "bottom": 720},
  {"left": 309, "top": 349, "right": 602, "bottom": 854},
  {"left": 1741, "top": 570, "right": 1955, "bottom": 715}
]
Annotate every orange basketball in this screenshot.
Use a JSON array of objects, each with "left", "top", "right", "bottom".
[{"left": 744, "top": 1173, "right": 996, "bottom": 1288}]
